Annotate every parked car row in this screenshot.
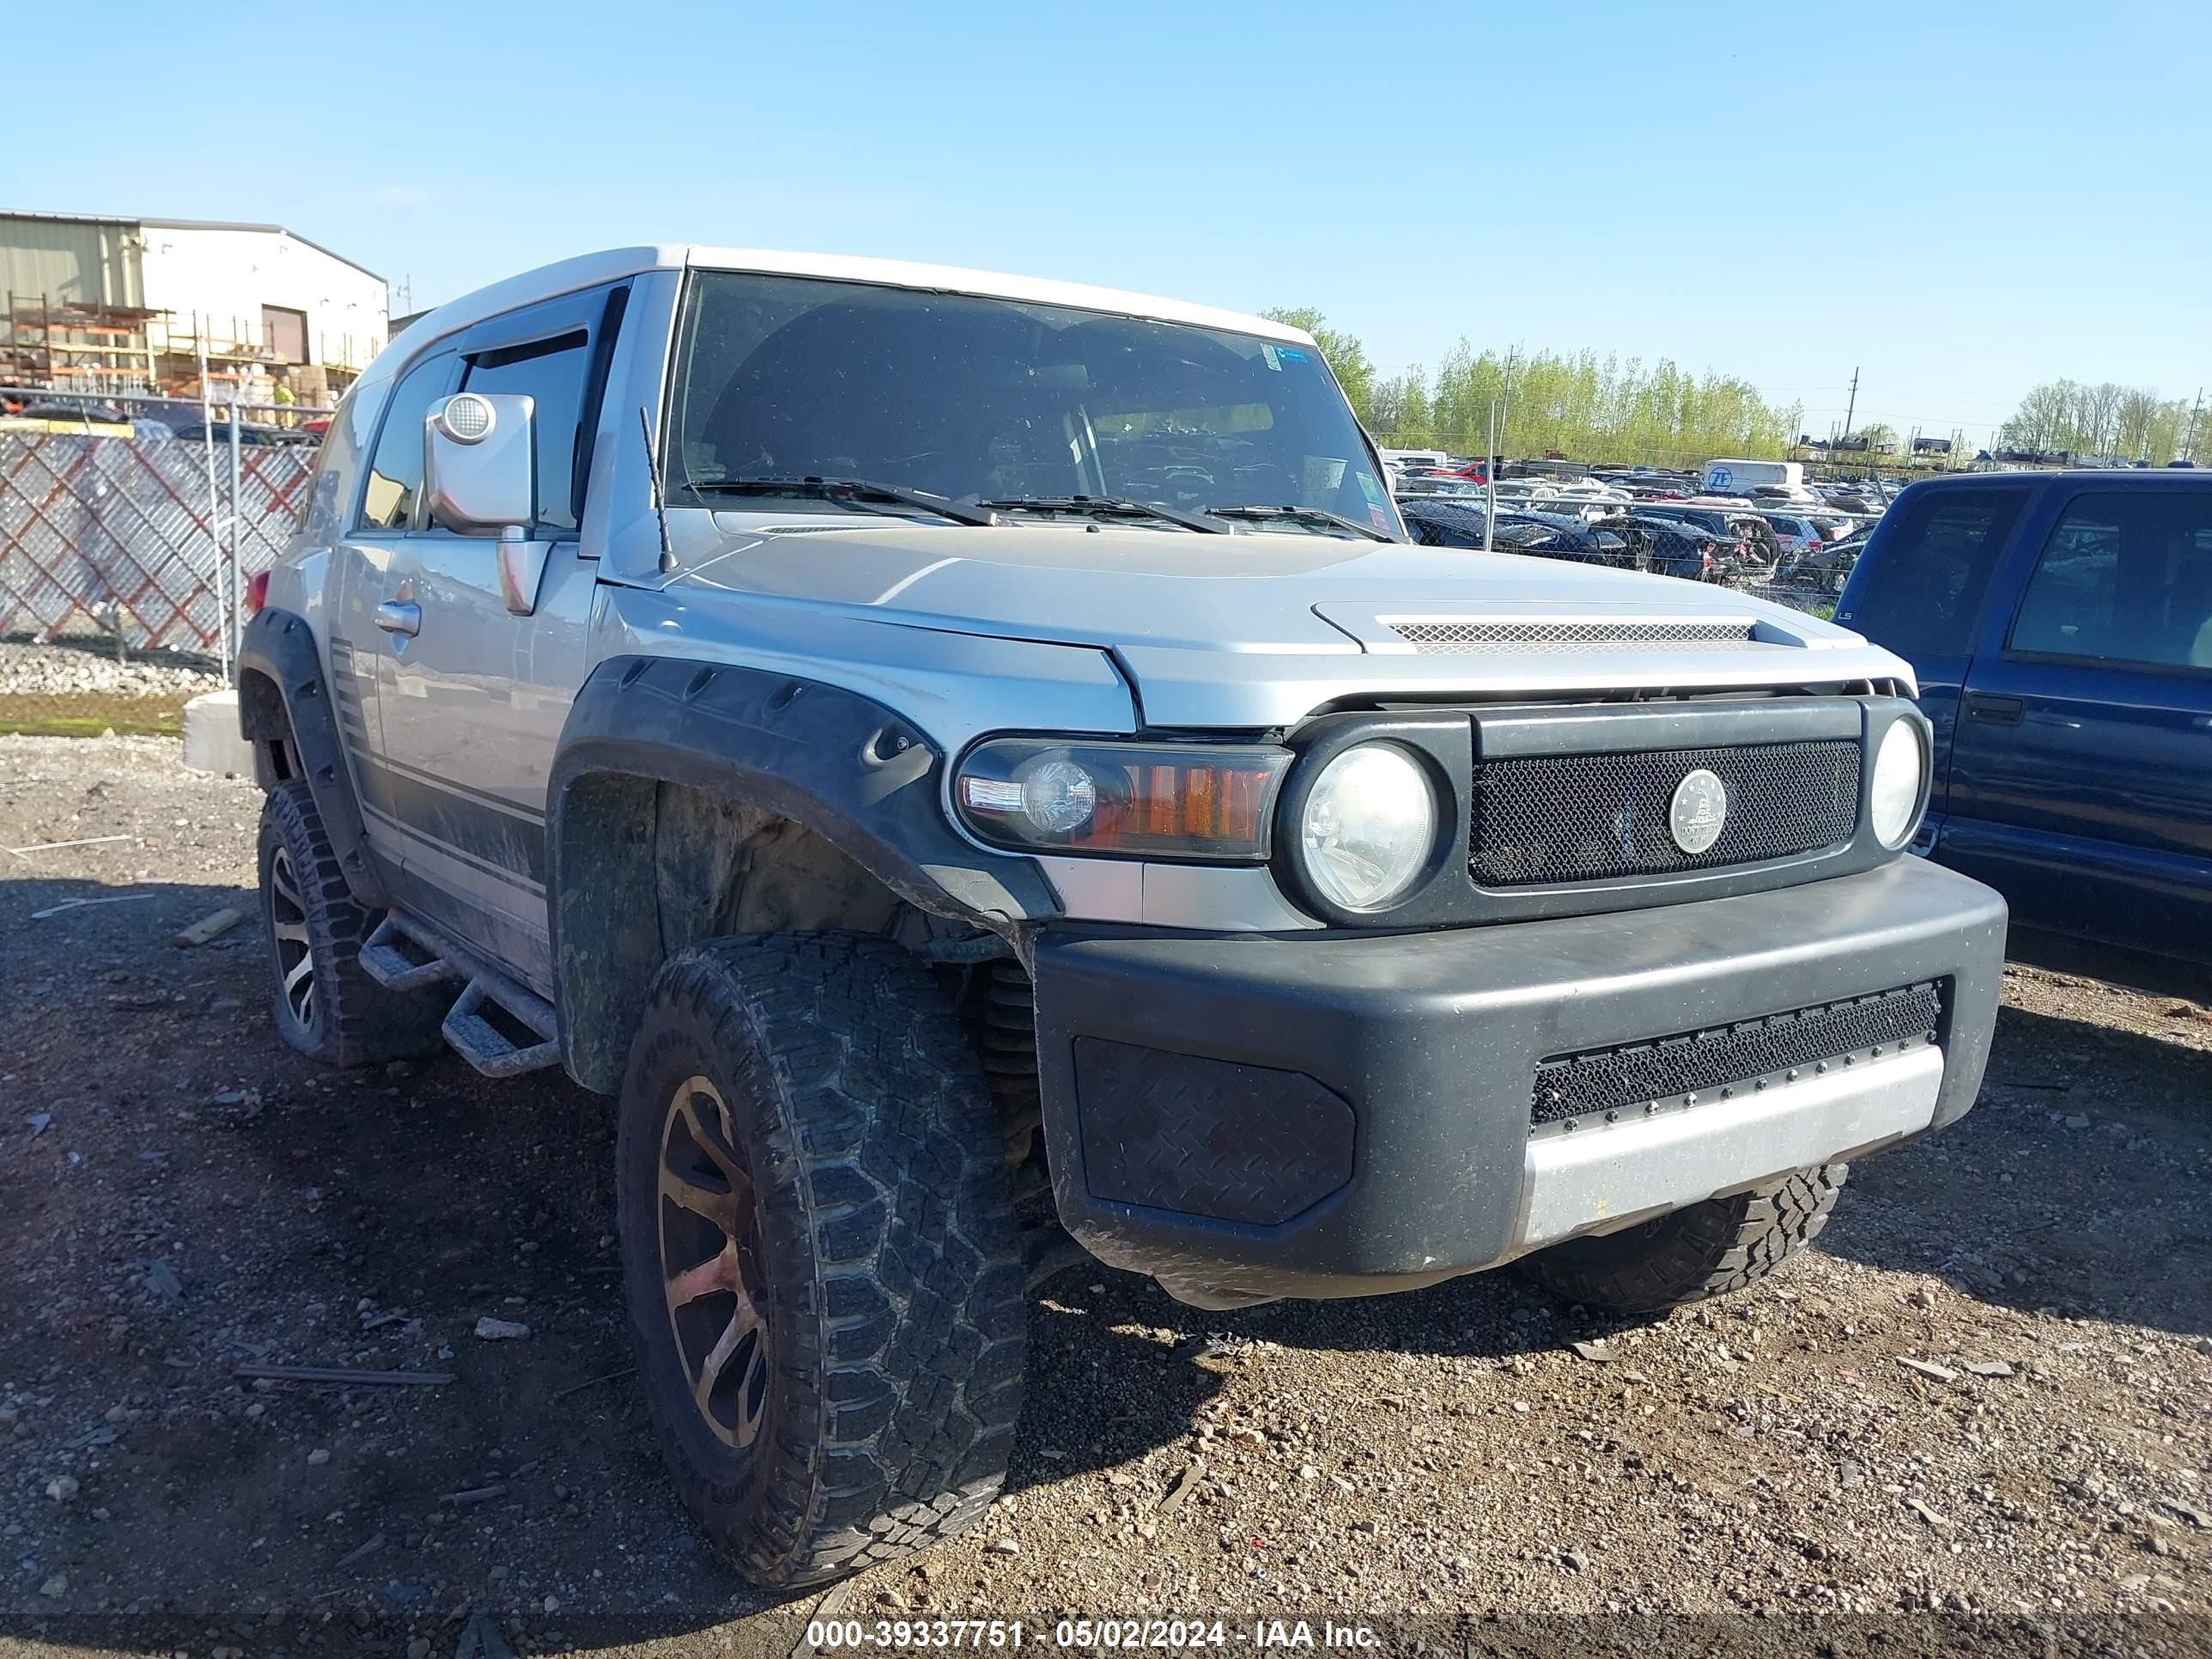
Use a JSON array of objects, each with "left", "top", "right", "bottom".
[
  {"left": 0, "top": 396, "right": 319, "bottom": 447},
  {"left": 1399, "top": 498, "right": 1735, "bottom": 582},
  {"left": 1394, "top": 458, "right": 1899, "bottom": 590}
]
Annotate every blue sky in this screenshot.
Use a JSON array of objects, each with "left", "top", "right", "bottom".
[{"left": 10, "top": 0, "right": 2209, "bottom": 446}]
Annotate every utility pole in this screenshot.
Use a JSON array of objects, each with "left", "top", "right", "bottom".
[
  {"left": 1840, "top": 367, "right": 1859, "bottom": 443},
  {"left": 1484, "top": 401, "right": 1498, "bottom": 554},
  {"left": 1496, "top": 349, "right": 1519, "bottom": 466},
  {"left": 2185, "top": 387, "right": 2204, "bottom": 465}
]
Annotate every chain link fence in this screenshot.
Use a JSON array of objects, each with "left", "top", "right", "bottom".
[{"left": 0, "top": 394, "right": 318, "bottom": 659}]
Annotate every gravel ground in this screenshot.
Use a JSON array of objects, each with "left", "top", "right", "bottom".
[
  {"left": 0, "top": 637, "right": 222, "bottom": 701},
  {"left": 2, "top": 734, "right": 2209, "bottom": 1659}
]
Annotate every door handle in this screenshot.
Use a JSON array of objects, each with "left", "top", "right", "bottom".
[
  {"left": 374, "top": 600, "right": 422, "bottom": 637},
  {"left": 1964, "top": 694, "right": 2022, "bottom": 726}
]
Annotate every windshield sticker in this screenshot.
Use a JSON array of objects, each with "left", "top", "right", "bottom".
[
  {"left": 1369, "top": 505, "right": 1392, "bottom": 532},
  {"left": 1277, "top": 347, "right": 1309, "bottom": 362},
  {"left": 1355, "top": 471, "right": 1385, "bottom": 507},
  {"left": 1261, "top": 343, "right": 1280, "bottom": 372}
]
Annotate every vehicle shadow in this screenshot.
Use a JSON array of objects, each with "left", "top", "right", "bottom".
[
  {"left": 1810, "top": 998, "right": 2212, "bottom": 1340},
  {"left": 2004, "top": 925, "right": 2212, "bottom": 1004},
  {"left": 1009, "top": 1257, "right": 1571, "bottom": 1499}
]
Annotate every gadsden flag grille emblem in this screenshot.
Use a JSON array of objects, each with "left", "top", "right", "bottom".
[{"left": 1668, "top": 768, "right": 1729, "bottom": 854}]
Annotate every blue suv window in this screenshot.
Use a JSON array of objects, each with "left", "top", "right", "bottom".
[
  {"left": 2010, "top": 491, "right": 2212, "bottom": 671},
  {"left": 1846, "top": 488, "right": 2027, "bottom": 660},
  {"left": 1840, "top": 484, "right": 2026, "bottom": 659}
]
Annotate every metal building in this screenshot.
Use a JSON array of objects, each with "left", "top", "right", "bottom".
[{"left": 0, "top": 210, "right": 388, "bottom": 399}]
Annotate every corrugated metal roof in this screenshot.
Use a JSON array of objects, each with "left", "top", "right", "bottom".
[{"left": 1, "top": 209, "right": 384, "bottom": 283}]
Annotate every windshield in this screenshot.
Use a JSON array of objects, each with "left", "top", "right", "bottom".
[{"left": 664, "top": 270, "right": 1401, "bottom": 538}]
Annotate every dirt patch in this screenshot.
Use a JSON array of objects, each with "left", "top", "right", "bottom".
[{"left": 2, "top": 737, "right": 2209, "bottom": 1658}]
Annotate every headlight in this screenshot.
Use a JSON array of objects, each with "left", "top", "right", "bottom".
[
  {"left": 955, "top": 738, "right": 1291, "bottom": 860},
  {"left": 1869, "top": 719, "right": 1927, "bottom": 849},
  {"left": 1297, "top": 743, "right": 1438, "bottom": 911}
]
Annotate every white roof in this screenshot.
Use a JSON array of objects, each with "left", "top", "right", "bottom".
[{"left": 380, "top": 245, "right": 1311, "bottom": 369}]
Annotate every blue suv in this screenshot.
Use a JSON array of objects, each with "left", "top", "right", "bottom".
[{"left": 1838, "top": 470, "right": 2212, "bottom": 967}]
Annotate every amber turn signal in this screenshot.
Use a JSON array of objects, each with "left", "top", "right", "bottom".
[{"left": 955, "top": 738, "right": 1291, "bottom": 861}]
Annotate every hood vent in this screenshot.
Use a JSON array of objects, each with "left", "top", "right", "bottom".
[{"left": 1385, "top": 617, "right": 1760, "bottom": 653}]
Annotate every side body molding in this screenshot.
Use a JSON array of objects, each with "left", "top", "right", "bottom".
[
  {"left": 548, "top": 654, "right": 1060, "bottom": 1090},
  {"left": 234, "top": 607, "right": 390, "bottom": 910}
]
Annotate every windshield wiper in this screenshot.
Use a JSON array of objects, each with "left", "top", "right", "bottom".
[
  {"left": 684, "top": 476, "right": 998, "bottom": 527},
  {"left": 975, "top": 495, "right": 1226, "bottom": 534},
  {"left": 1203, "top": 503, "right": 1395, "bottom": 543}
]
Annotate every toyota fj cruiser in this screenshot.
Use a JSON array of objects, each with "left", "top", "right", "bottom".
[{"left": 238, "top": 246, "right": 2007, "bottom": 1587}]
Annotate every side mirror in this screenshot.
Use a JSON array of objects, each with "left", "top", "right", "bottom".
[{"left": 423, "top": 392, "right": 533, "bottom": 535}]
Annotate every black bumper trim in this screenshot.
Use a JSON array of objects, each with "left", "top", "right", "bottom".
[
  {"left": 1033, "top": 856, "right": 2006, "bottom": 1303},
  {"left": 1528, "top": 979, "right": 1948, "bottom": 1129}
]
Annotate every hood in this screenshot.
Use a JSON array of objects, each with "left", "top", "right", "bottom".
[{"left": 672, "top": 514, "right": 1914, "bottom": 729}]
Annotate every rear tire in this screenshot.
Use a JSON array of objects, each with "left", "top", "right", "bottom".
[
  {"left": 1517, "top": 1165, "right": 1849, "bottom": 1315},
  {"left": 254, "top": 778, "right": 446, "bottom": 1067},
  {"left": 616, "top": 933, "right": 1027, "bottom": 1588}
]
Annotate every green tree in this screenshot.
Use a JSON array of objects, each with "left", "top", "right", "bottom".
[
  {"left": 1367, "top": 365, "right": 1436, "bottom": 447},
  {"left": 1998, "top": 380, "right": 2195, "bottom": 462},
  {"left": 1266, "top": 308, "right": 1806, "bottom": 466}
]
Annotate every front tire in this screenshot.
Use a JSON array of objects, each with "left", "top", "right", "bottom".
[
  {"left": 616, "top": 933, "right": 1027, "bottom": 1588},
  {"left": 1517, "top": 1165, "right": 1849, "bottom": 1314}
]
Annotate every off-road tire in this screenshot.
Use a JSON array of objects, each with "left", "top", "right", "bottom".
[
  {"left": 616, "top": 933, "right": 1027, "bottom": 1588},
  {"left": 254, "top": 778, "right": 446, "bottom": 1067},
  {"left": 1517, "top": 1165, "right": 1849, "bottom": 1314}
]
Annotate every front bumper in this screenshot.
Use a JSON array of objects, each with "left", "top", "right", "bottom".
[{"left": 1032, "top": 855, "right": 2006, "bottom": 1303}]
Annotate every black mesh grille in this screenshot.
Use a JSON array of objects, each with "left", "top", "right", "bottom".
[
  {"left": 1470, "top": 738, "right": 1860, "bottom": 885},
  {"left": 1530, "top": 981, "right": 1945, "bottom": 1127}
]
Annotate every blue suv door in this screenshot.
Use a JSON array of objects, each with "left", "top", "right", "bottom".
[{"left": 1942, "top": 481, "right": 2212, "bottom": 963}]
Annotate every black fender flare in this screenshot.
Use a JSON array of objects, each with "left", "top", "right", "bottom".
[
  {"left": 235, "top": 607, "right": 390, "bottom": 910},
  {"left": 547, "top": 653, "right": 1059, "bottom": 1091}
]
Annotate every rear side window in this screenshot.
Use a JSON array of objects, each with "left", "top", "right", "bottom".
[
  {"left": 459, "top": 331, "right": 592, "bottom": 532},
  {"left": 1844, "top": 487, "right": 2027, "bottom": 660},
  {"left": 2009, "top": 491, "right": 2212, "bottom": 671},
  {"left": 356, "top": 350, "right": 456, "bottom": 532}
]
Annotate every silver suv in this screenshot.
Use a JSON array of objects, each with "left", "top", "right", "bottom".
[{"left": 239, "top": 246, "right": 2007, "bottom": 1588}]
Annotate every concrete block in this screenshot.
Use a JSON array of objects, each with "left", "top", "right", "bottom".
[{"left": 180, "top": 688, "right": 256, "bottom": 778}]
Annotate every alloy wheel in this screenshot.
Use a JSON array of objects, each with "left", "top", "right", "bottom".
[
  {"left": 267, "top": 845, "right": 316, "bottom": 1034},
  {"left": 658, "top": 1075, "right": 771, "bottom": 1449}
]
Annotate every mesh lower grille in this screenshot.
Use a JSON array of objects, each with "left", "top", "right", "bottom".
[
  {"left": 1391, "top": 618, "right": 1755, "bottom": 653},
  {"left": 1470, "top": 738, "right": 1860, "bottom": 885},
  {"left": 1530, "top": 981, "right": 1945, "bottom": 1127}
]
